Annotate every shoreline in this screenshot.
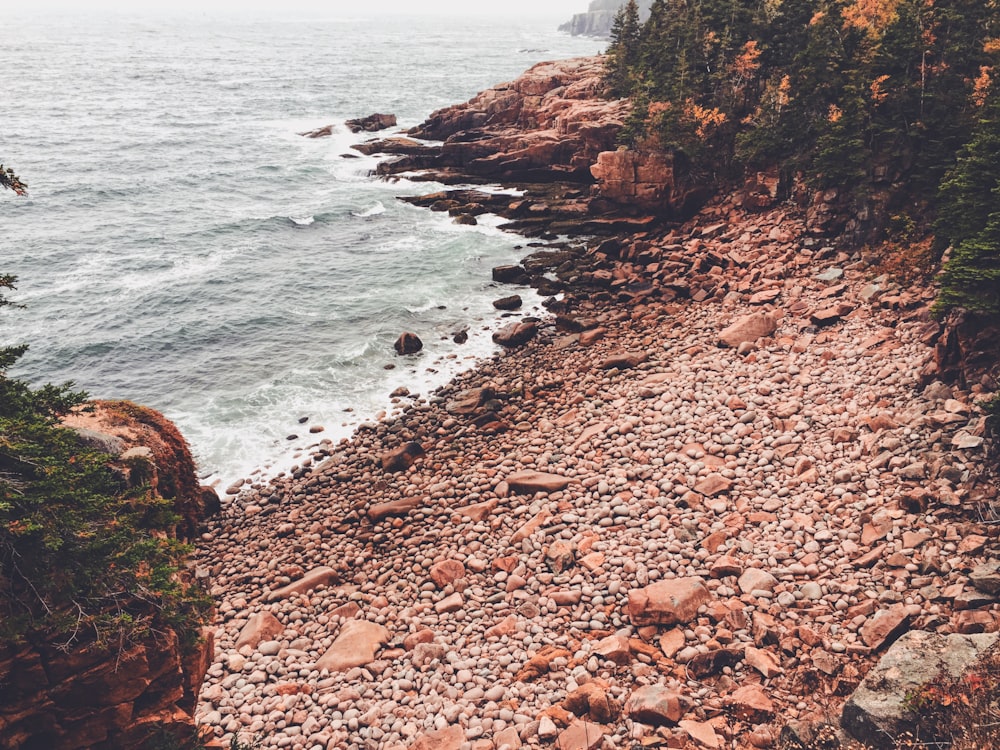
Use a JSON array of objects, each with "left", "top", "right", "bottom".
[
  {"left": 195, "top": 190, "right": 997, "bottom": 750},
  {"left": 193, "top": 58, "right": 998, "bottom": 750}
]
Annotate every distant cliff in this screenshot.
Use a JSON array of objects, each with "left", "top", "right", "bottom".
[{"left": 559, "top": 0, "right": 652, "bottom": 38}]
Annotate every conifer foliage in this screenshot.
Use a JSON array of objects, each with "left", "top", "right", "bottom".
[
  {"left": 935, "top": 80, "right": 1000, "bottom": 315},
  {"left": 603, "top": 0, "right": 1000, "bottom": 313},
  {"left": 1, "top": 175, "right": 210, "bottom": 644}
]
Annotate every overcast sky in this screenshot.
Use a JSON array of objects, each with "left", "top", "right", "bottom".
[{"left": 1, "top": 0, "right": 588, "bottom": 16}]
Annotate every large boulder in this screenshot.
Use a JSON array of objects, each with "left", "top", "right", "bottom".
[
  {"left": 591, "top": 149, "right": 710, "bottom": 217},
  {"left": 394, "top": 332, "right": 423, "bottom": 355},
  {"left": 493, "top": 321, "right": 538, "bottom": 348},
  {"left": 627, "top": 578, "right": 712, "bottom": 626},
  {"left": 718, "top": 312, "right": 779, "bottom": 348},
  {"left": 314, "top": 620, "right": 391, "bottom": 672},
  {"left": 841, "top": 630, "right": 999, "bottom": 749}
]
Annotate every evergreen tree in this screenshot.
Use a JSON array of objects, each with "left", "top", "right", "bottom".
[
  {"left": 936, "top": 81, "right": 1000, "bottom": 315},
  {"left": 1, "top": 176, "right": 209, "bottom": 644},
  {"left": 606, "top": 0, "right": 643, "bottom": 96}
]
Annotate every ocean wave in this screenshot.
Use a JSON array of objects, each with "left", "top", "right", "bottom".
[
  {"left": 116, "top": 246, "right": 241, "bottom": 293},
  {"left": 352, "top": 201, "right": 385, "bottom": 218},
  {"left": 289, "top": 215, "right": 315, "bottom": 226}
]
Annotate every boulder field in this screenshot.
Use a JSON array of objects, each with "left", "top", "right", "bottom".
[{"left": 194, "top": 193, "right": 998, "bottom": 749}]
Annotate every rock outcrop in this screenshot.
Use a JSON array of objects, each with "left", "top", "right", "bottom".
[
  {"left": 63, "top": 400, "right": 216, "bottom": 539},
  {"left": 0, "top": 621, "right": 214, "bottom": 750},
  {"left": 842, "top": 631, "right": 999, "bottom": 748},
  {"left": 1, "top": 402, "right": 213, "bottom": 749},
  {"left": 591, "top": 148, "right": 712, "bottom": 217},
  {"left": 345, "top": 113, "right": 397, "bottom": 133},
  {"left": 376, "top": 57, "right": 628, "bottom": 186},
  {"left": 930, "top": 308, "right": 1000, "bottom": 391},
  {"left": 365, "top": 56, "right": 718, "bottom": 231}
]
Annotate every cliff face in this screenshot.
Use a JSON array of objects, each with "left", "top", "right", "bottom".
[
  {"left": 0, "top": 623, "right": 214, "bottom": 750},
  {"left": 0, "top": 402, "right": 216, "bottom": 750},
  {"left": 559, "top": 0, "right": 652, "bottom": 38}
]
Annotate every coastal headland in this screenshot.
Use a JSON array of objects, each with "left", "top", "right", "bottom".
[{"left": 193, "top": 57, "right": 998, "bottom": 750}]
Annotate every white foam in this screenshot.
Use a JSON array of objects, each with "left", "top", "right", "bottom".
[{"left": 352, "top": 200, "right": 385, "bottom": 218}]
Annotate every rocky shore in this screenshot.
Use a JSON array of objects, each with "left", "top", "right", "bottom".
[{"left": 193, "top": 59, "right": 998, "bottom": 750}]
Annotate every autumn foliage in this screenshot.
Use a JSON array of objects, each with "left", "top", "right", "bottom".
[{"left": 605, "top": 0, "right": 1000, "bottom": 314}]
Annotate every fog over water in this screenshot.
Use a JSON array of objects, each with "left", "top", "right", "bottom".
[{"left": 1, "top": 0, "right": 589, "bottom": 17}]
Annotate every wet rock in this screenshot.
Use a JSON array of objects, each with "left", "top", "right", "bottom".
[
  {"left": 493, "top": 294, "right": 523, "bottom": 310},
  {"left": 394, "top": 332, "right": 423, "bottom": 355},
  {"left": 345, "top": 113, "right": 397, "bottom": 133},
  {"left": 299, "top": 124, "right": 335, "bottom": 138},
  {"left": 492, "top": 265, "right": 531, "bottom": 284}
]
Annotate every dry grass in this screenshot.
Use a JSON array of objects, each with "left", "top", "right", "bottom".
[{"left": 893, "top": 643, "right": 1000, "bottom": 749}]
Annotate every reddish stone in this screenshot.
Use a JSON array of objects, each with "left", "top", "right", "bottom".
[
  {"left": 380, "top": 442, "right": 425, "bottom": 472},
  {"left": 725, "top": 684, "right": 775, "bottom": 723},
  {"left": 627, "top": 578, "right": 712, "bottom": 626},
  {"left": 429, "top": 560, "right": 466, "bottom": 589},
  {"left": 860, "top": 605, "right": 911, "bottom": 650},
  {"left": 718, "top": 312, "right": 778, "bottom": 348},
  {"left": 506, "top": 471, "right": 571, "bottom": 494}
]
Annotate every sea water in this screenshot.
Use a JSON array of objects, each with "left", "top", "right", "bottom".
[{"left": 0, "top": 9, "right": 604, "bottom": 486}]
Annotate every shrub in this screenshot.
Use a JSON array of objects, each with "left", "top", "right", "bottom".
[{"left": 0, "top": 275, "right": 210, "bottom": 646}]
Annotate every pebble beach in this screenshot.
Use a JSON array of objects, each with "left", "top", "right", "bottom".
[{"left": 194, "top": 196, "right": 996, "bottom": 750}]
